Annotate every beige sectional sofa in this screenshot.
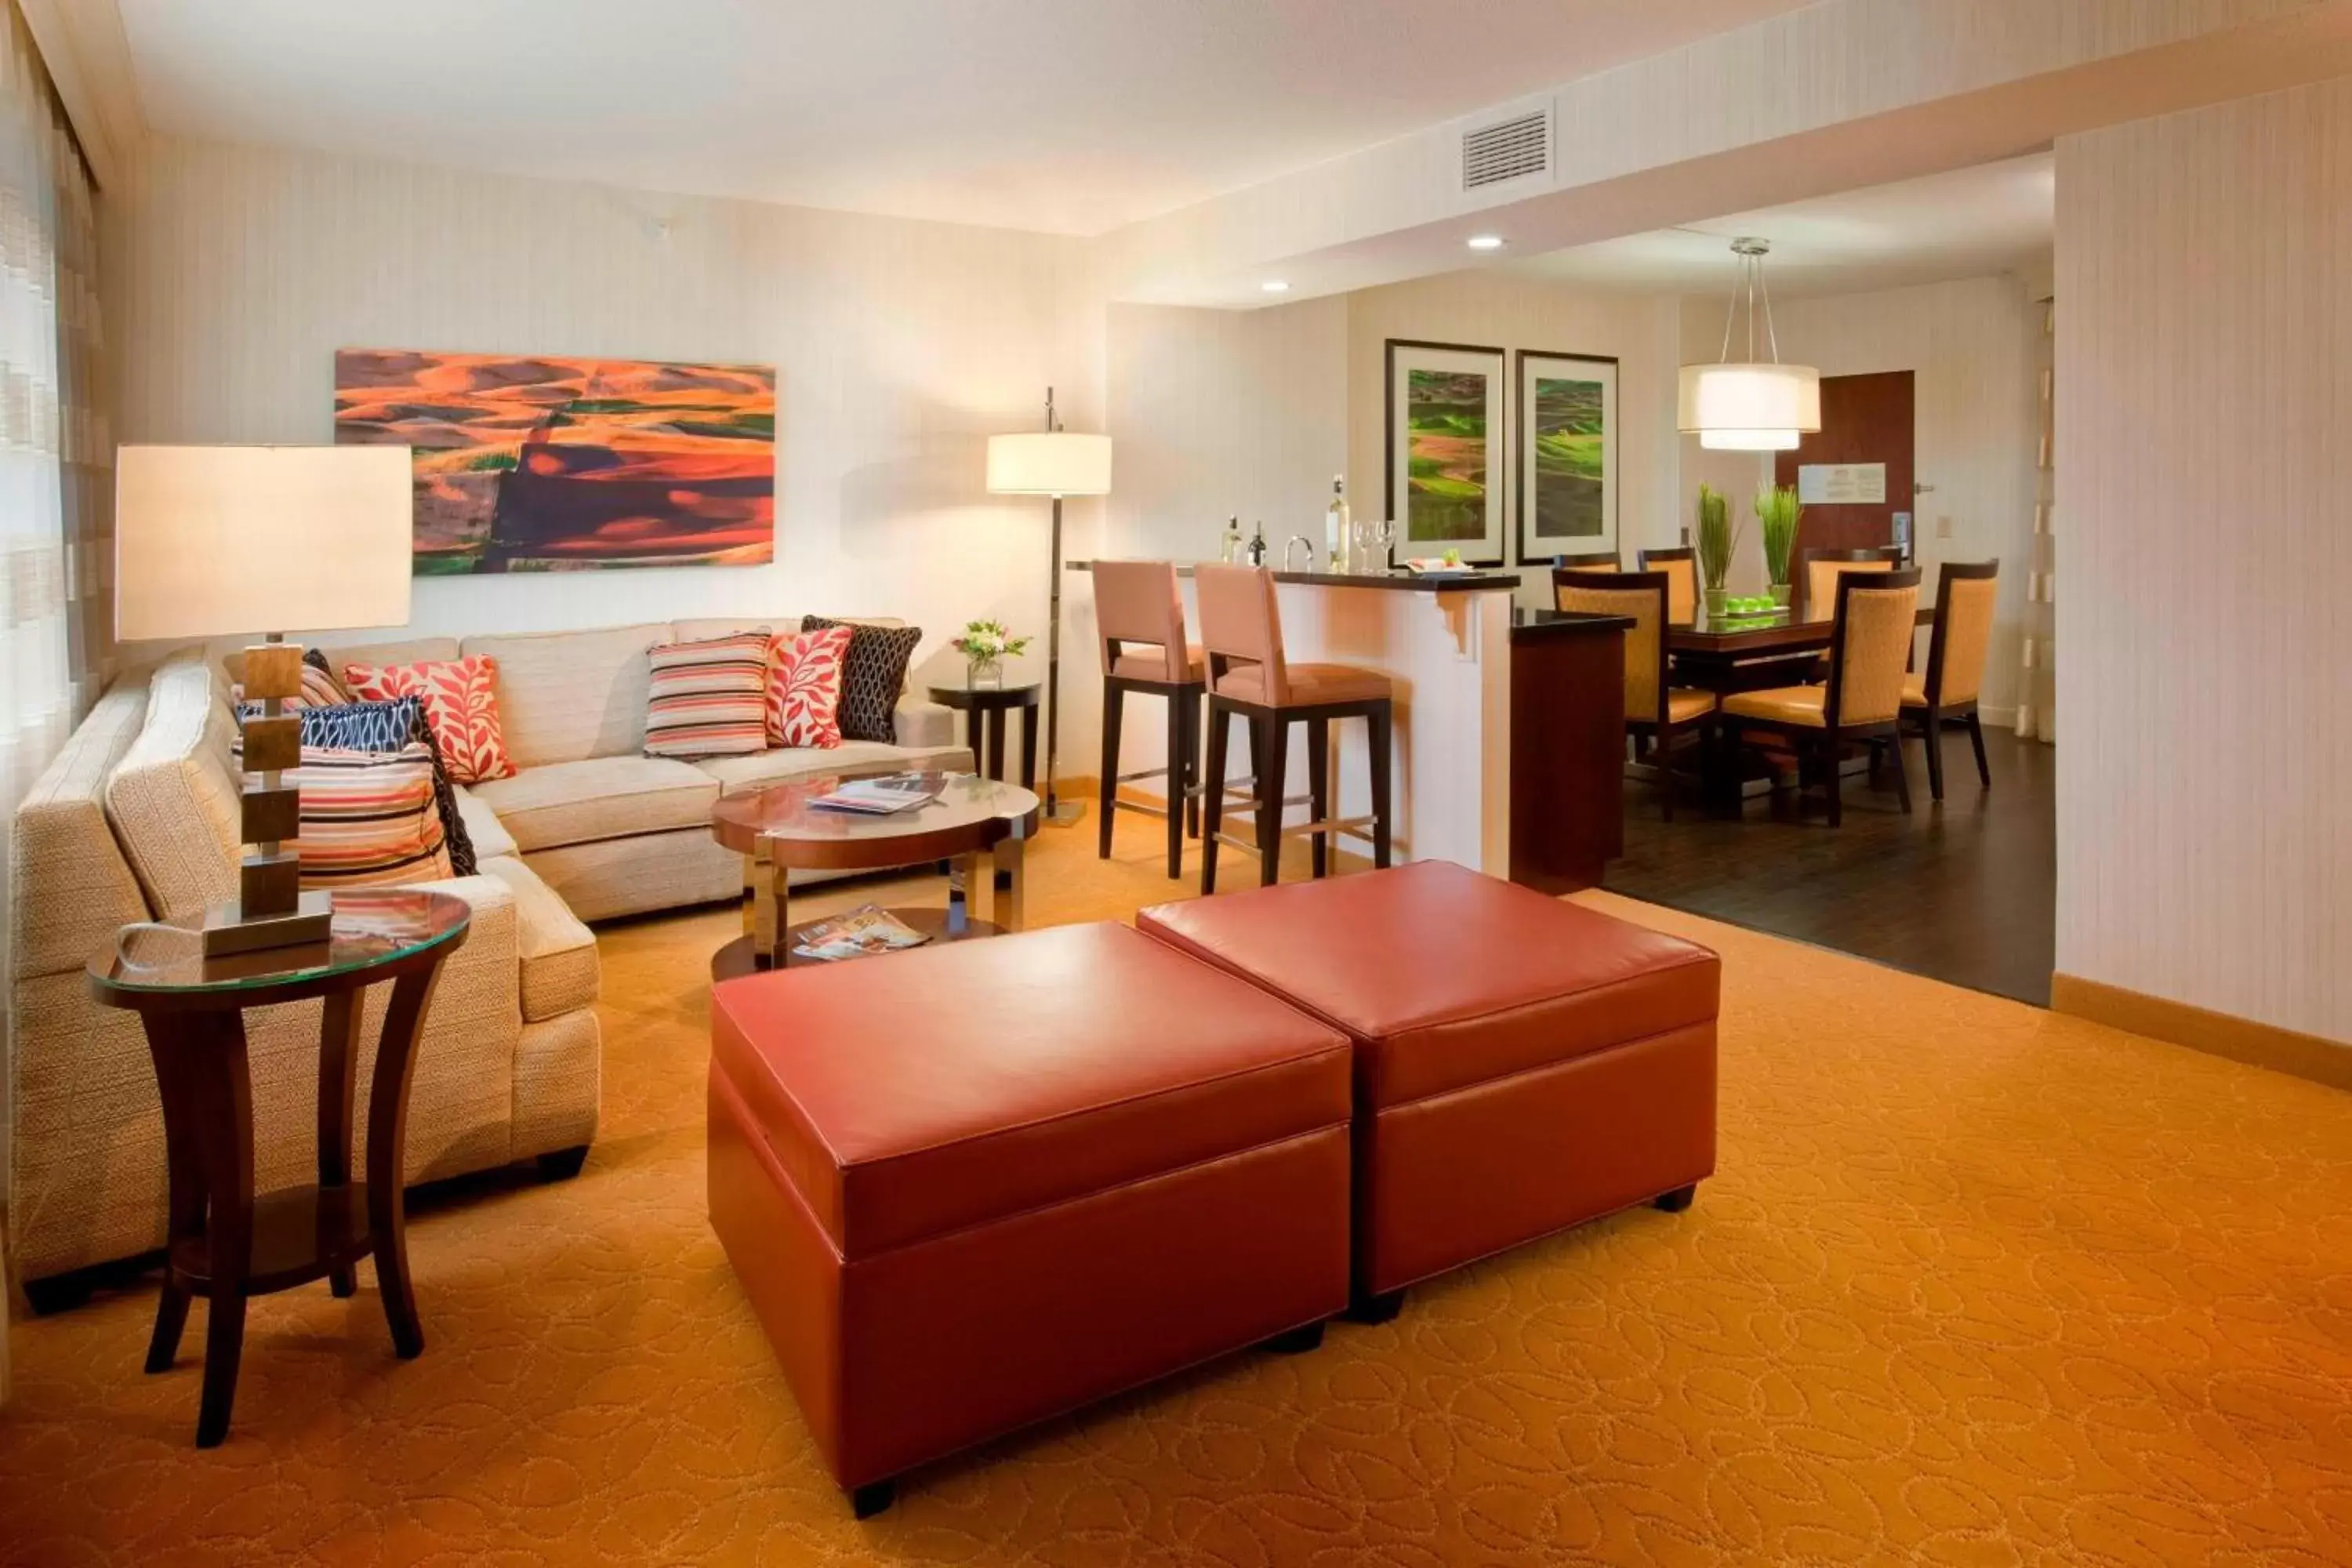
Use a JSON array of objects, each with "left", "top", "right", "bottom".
[{"left": 6, "top": 615, "right": 968, "bottom": 1299}]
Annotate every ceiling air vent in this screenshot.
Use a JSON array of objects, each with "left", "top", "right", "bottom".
[{"left": 1461, "top": 108, "right": 1551, "bottom": 192}]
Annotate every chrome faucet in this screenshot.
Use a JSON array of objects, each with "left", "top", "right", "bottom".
[{"left": 1283, "top": 535, "right": 1317, "bottom": 572}]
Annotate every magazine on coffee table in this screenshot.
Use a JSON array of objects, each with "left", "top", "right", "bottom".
[
  {"left": 790, "top": 904, "right": 931, "bottom": 961},
  {"left": 808, "top": 772, "right": 944, "bottom": 815}
]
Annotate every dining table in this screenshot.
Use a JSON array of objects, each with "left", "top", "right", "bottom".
[{"left": 1666, "top": 602, "right": 1936, "bottom": 695}]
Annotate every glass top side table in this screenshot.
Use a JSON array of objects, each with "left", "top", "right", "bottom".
[{"left": 87, "top": 889, "right": 472, "bottom": 1447}]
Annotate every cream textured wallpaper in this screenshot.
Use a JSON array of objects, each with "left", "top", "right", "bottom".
[
  {"left": 104, "top": 136, "right": 1107, "bottom": 677},
  {"left": 2056, "top": 82, "right": 2350, "bottom": 1045}
]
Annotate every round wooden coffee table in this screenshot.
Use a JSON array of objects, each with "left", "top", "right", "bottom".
[{"left": 709, "top": 771, "right": 1040, "bottom": 978}]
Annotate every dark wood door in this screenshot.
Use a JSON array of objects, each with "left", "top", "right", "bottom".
[{"left": 1776, "top": 370, "right": 1915, "bottom": 617}]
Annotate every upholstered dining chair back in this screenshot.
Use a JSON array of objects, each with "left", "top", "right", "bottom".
[
  {"left": 1195, "top": 563, "right": 1289, "bottom": 706},
  {"left": 1556, "top": 569, "right": 1668, "bottom": 725},
  {"left": 1804, "top": 548, "right": 1903, "bottom": 622},
  {"left": 1552, "top": 550, "right": 1621, "bottom": 572},
  {"left": 1926, "top": 562, "right": 2000, "bottom": 706},
  {"left": 1638, "top": 547, "right": 1697, "bottom": 622},
  {"left": 1827, "top": 569, "right": 1922, "bottom": 727},
  {"left": 1094, "top": 560, "right": 1191, "bottom": 682}
]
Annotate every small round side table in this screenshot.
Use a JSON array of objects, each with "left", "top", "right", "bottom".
[
  {"left": 88, "top": 889, "right": 472, "bottom": 1447},
  {"left": 927, "top": 682, "right": 1041, "bottom": 788}
]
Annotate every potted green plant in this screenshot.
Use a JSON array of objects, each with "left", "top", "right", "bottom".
[
  {"left": 951, "top": 619, "right": 1030, "bottom": 688},
  {"left": 1755, "top": 482, "right": 1802, "bottom": 608},
  {"left": 1694, "top": 484, "right": 1744, "bottom": 618}
]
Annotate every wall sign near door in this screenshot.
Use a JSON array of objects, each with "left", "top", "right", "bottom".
[{"left": 1797, "top": 463, "right": 1887, "bottom": 505}]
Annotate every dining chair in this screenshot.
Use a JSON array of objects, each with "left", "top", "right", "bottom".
[
  {"left": 1556, "top": 568, "right": 1715, "bottom": 821},
  {"left": 1718, "top": 568, "right": 1922, "bottom": 826},
  {"left": 1901, "top": 558, "right": 1999, "bottom": 800},
  {"left": 1094, "top": 560, "right": 1206, "bottom": 878},
  {"left": 1638, "top": 546, "right": 1697, "bottom": 622},
  {"left": 1801, "top": 546, "right": 1904, "bottom": 622},
  {"left": 1550, "top": 550, "right": 1621, "bottom": 573}
]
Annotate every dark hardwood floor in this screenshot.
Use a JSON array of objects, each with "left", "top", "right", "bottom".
[{"left": 1604, "top": 725, "right": 2056, "bottom": 1005}]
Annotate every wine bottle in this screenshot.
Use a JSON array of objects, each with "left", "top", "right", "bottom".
[
  {"left": 1324, "top": 476, "right": 1350, "bottom": 572},
  {"left": 1220, "top": 514, "right": 1243, "bottom": 564}
]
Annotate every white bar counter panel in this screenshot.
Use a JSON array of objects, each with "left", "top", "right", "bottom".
[{"left": 1066, "top": 564, "right": 1519, "bottom": 876}]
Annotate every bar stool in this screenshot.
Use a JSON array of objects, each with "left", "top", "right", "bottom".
[
  {"left": 1095, "top": 560, "right": 1206, "bottom": 878},
  {"left": 1195, "top": 563, "right": 1393, "bottom": 893}
]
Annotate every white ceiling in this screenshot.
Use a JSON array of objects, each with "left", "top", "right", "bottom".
[
  {"left": 115, "top": 0, "right": 1813, "bottom": 236},
  {"left": 1505, "top": 154, "right": 2056, "bottom": 300}
]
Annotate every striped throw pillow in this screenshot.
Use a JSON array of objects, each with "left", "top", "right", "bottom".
[
  {"left": 644, "top": 633, "right": 770, "bottom": 758},
  {"left": 289, "top": 742, "right": 454, "bottom": 888}
]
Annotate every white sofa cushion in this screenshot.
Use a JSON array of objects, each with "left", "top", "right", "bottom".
[
  {"left": 101, "top": 654, "right": 242, "bottom": 924},
  {"left": 462, "top": 622, "right": 670, "bottom": 769},
  {"left": 466, "top": 756, "right": 718, "bottom": 853},
  {"left": 452, "top": 785, "right": 519, "bottom": 862},
  {"left": 10, "top": 674, "right": 154, "bottom": 978},
  {"left": 477, "top": 855, "right": 601, "bottom": 1021},
  {"left": 316, "top": 636, "right": 462, "bottom": 678},
  {"left": 670, "top": 617, "right": 775, "bottom": 642}
]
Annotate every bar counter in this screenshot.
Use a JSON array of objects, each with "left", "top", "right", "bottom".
[{"left": 1066, "top": 564, "right": 1628, "bottom": 888}]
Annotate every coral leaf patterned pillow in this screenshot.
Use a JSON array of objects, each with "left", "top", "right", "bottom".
[
  {"left": 644, "top": 633, "right": 770, "bottom": 759},
  {"left": 289, "top": 743, "right": 453, "bottom": 888},
  {"left": 767, "top": 625, "right": 853, "bottom": 749},
  {"left": 800, "top": 617, "right": 921, "bottom": 744},
  {"left": 345, "top": 655, "right": 515, "bottom": 785}
]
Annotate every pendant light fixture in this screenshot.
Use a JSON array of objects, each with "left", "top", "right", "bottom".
[{"left": 1678, "top": 237, "right": 1820, "bottom": 452}]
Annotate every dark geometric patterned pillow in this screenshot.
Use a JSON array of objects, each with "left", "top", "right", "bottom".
[
  {"left": 801, "top": 617, "right": 922, "bottom": 744},
  {"left": 299, "top": 695, "right": 477, "bottom": 877}
]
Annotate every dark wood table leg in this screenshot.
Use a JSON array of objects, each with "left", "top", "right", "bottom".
[
  {"left": 983, "top": 708, "right": 1007, "bottom": 782},
  {"left": 140, "top": 1024, "right": 204, "bottom": 1374},
  {"left": 317, "top": 991, "right": 363, "bottom": 1298},
  {"left": 366, "top": 967, "right": 445, "bottom": 1360},
  {"left": 1019, "top": 701, "right": 1038, "bottom": 791},
  {"left": 189, "top": 1013, "right": 254, "bottom": 1449}
]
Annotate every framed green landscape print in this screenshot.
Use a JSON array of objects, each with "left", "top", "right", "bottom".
[
  {"left": 1516, "top": 350, "right": 1618, "bottom": 565},
  {"left": 1386, "top": 339, "right": 1508, "bottom": 566}
]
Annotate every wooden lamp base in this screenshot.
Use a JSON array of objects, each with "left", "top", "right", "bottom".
[{"left": 204, "top": 636, "right": 331, "bottom": 958}]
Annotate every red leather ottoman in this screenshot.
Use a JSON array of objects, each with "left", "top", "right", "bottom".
[
  {"left": 706, "top": 922, "right": 1352, "bottom": 1516},
  {"left": 1138, "top": 861, "right": 1719, "bottom": 1321}
]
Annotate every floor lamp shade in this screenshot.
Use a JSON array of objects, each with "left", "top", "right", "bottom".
[
  {"left": 986, "top": 433, "right": 1112, "bottom": 498},
  {"left": 114, "top": 444, "right": 416, "bottom": 642}
]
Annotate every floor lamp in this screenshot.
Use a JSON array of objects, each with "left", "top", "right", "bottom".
[{"left": 986, "top": 389, "right": 1111, "bottom": 827}]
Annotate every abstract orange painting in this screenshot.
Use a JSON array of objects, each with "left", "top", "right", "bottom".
[{"left": 334, "top": 350, "right": 776, "bottom": 573}]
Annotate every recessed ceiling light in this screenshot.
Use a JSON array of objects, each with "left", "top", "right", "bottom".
[
  {"left": 1467, "top": 234, "right": 1506, "bottom": 252},
  {"left": 1261, "top": 279, "right": 1290, "bottom": 293}
]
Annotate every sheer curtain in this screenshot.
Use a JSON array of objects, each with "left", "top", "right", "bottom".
[{"left": 1, "top": 0, "right": 109, "bottom": 1379}]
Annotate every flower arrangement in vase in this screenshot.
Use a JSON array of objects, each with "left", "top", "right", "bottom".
[
  {"left": 1694, "top": 484, "right": 1744, "bottom": 617},
  {"left": 951, "top": 619, "right": 1030, "bottom": 688},
  {"left": 1755, "top": 482, "right": 1802, "bottom": 608}
]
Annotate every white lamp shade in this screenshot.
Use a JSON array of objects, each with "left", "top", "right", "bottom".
[
  {"left": 986, "top": 431, "right": 1112, "bottom": 497},
  {"left": 1699, "top": 428, "right": 1803, "bottom": 452},
  {"left": 1677, "top": 363, "right": 1821, "bottom": 449},
  {"left": 115, "top": 445, "right": 416, "bottom": 641}
]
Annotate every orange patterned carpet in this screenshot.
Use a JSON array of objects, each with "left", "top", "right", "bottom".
[{"left": 2, "top": 821, "right": 2348, "bottom": 1566}]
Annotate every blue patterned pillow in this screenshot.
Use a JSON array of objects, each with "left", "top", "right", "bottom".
[{"left": 299, "top": 696, "right": 477, "bottom": 877}]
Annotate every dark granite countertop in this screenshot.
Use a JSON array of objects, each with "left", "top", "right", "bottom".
[
  {"left": 1066, "top": 560, "right": 1521, "bottom": 593},
  {"left": 1510, "top": 608, "right": 1635, "bottom": 642}
]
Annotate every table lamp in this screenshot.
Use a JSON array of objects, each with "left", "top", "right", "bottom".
[
  {"left": 986, "top": 388, "right": 1111, "bottom": 827},
  {"left": 114, "top": 444, "right": 415, "bottom": 955}
]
